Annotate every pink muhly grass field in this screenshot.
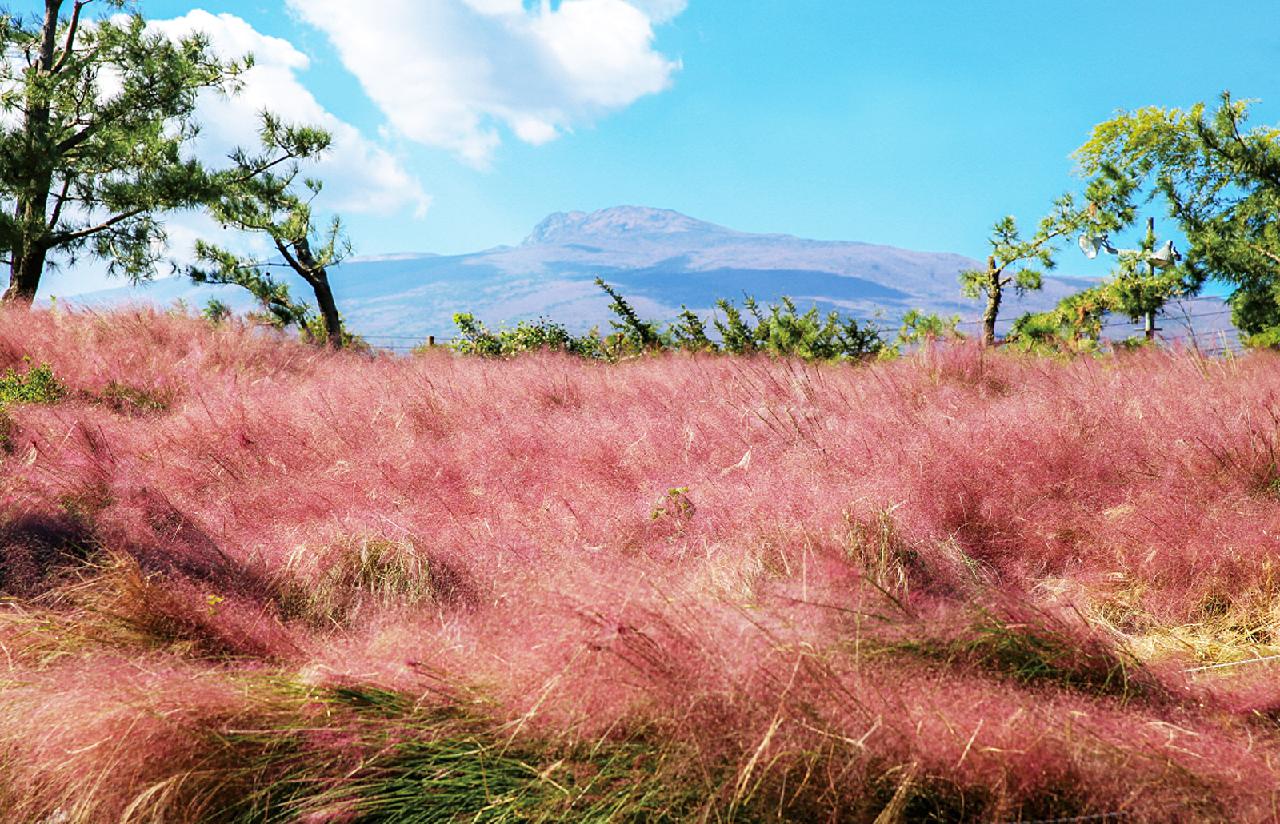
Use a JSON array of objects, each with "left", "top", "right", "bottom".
[{"left": 3, "top": 305, "right": 1280, "bottom": 821}]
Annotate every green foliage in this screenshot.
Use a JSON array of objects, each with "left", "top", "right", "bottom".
[
  {"left": 0, "top": 408, "right": 13, "bottom": 454},
  {"left": 669, "top": 306, "right": 714, "bottom": 352},
  {"left": 0, "top": 361, "right": 64, "bottom": 453},
  {"left": 191, "top": 240, "right": 311, "bottom": 330},
  {"left": 191, "top": 113, "right": 351, "bottom": 347},
  {"left": 1008, "top": 284, "right": 1114, "bottom": 353},
  {"left": 753, "top": 296, "right": 875, "bottom": 359},
  {"left": 651, "top": 486, "right": 695, "bottom": 521},
  {"left": 90, "top": 380, "right": 173, "bottom": 416},
  {"left": 449, "top": 312, "right": 502, "bottom": 357},
  {"left": 894, "top": 310, "right": 963, "bottom": 349},
  {"left": 894, "top": 607, "right": 1153, "bottom": 701},
  {"left": 1228, "top": 279, "right": 1280, "bottom": 348},
  {"left": 449, "top": 312, "right": 604, "bottom": 359},
  {"left": 595, "top": 277, "right": 662, "bottom": 350},
  {"left": 1074, "top": 92, "right": 1280, "bottom": 345},
  {"left": 712, "top": 299, "right": 757, "bottom": 354},
  {"left": 1008, "top": 219, "right": 1189, "bottom": 353},
  {"left": 453, "top": 284, "right": 888, "bottom": 362},
  {"left": 0, "top": 1, "right": 249, "bottom": 302},
  {"left": 706, "top": 293, "right": 887, "bottom": 360},
  {"left": 205, "top": 680, "right": 705, "bottom": 823},
  {"left": 959, "top": 180, "right": 1143, "bottom": 346},
  {"left": 958, "top": 197, "right": 1080, "bottom": 303},
  {"left": 1107, "top": 262, "right": 1184, "bottom": 324},
  {"left": 1109, "top": 219, "right": 1191, "bottom": 326},
  {"left": 0, "top": 361, "right": 65, "bottom": 407},
  {"left": 298, "top": 314, "right": 367, "bottom": 350},
  {"left": 202, "top": 299, "right": 232, "bottom": 324}
]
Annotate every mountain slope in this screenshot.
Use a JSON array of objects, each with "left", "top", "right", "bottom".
[{"left": 67, "top": 206, "right": 1092, "bottom": 342}]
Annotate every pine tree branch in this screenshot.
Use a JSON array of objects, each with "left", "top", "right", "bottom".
[
  {"left": 1246, "top": 242, "right": 1280, "bottom": 268},
  {"left": 227, "top": 152, "right": 299, "bottom": 185},
  {"left": 56, "top": 71, "right": 187, "bottom": 156},
  {"left": 49, "top": 0, "right": 90, "bottom": 76},
  {"left": 272, "top": 236, "right": 314, "bottom": 284},
  {"left": 46, "top": 174, "right": 74, "bottom": 231},
  {"left": 48, "top": 206, "right": 146, "bottom": 245},
  {"left": 1202, "top": 103, "right": 1280, "bottom": 194}
]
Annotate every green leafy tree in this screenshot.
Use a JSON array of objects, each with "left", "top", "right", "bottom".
[
  {"left": 753, "top": 296, "right": 883, "bottom": 360},
  {"left": 0, "top": 0, "right": 248, "bottom": 303},
  {"left": 958, "top": 172, "right": 1149, "bottom": 349},
  {"left": 836, "top": 314, "right": 887, "bottom": 360},
  {"left": 758, "top": 297, "right": 835, "bottom": 358},
  {"left": 960, "top": 195, "right": 1091, "bottom": 347},
  {"left": 594, "top": 277, "right": 662, "bottom": 351},
  {"left": 712, "top": 299, "right": 757, "bottom": 354},
  {"left": 1008, "top": 285, "right": 1112, "bottom": 353},
  {"left": 190, "top": 116, "right": 351, "bottom": 347},
  {"left": 669, "top": 306, "right": 714, "bottom": 352},
  {"left": 1074, "top": 92, "right": 1280, "bottom": 345},
  {"left": 712, "top": 294, "right": 885, "bottom": 360},
  {"left": 1105, "top": 218, "right": 1188, "bottom": 338},
  {"left": 894, "top": 309, "right": 963, "bottom": 349},
  {"left": 1009, "top": 217, "right": 1188, "bottom": 353},
  {"left": 453, "top": 285, "right": 885, "bottom": 363},
  {"left": 201, "top": 297, "right": 231, "bottom": 324},
  {"left": 450, "top": 312, "right": 504, "bottom": 357}
]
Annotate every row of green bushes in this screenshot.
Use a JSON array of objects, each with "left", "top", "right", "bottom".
[{"left": 441, "top": 278, "right": 963, "bottom": 362}]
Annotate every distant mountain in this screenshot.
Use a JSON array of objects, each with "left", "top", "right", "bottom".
[{"left": 68, "top": 205, "right": 1095, "bottom": 343}]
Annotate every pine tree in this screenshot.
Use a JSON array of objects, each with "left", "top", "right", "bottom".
[
  {"left": 1074, "top": 92, "right": 1280, "bottom": 345},
  {"left": 959, "top": 177, "right": 1139, "bottom": 348},
  {"left": 0, "top": 1, "right": 247, "bottom": 303},
  {"left": 191, "top": 115, "right": 350, "bottom": 347}
]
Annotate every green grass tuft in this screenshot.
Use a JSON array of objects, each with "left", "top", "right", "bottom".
[{"left": 891, "top": 605, "right": 1158, "bottom": 701}]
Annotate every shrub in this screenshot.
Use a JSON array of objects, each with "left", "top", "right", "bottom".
[
  {"left": 0, "top": 361, "right": 65, "bottom": 454},
  {"left": 0, "top": 361, "right": 64, "bottom": 406},
  {"left": 447, "top": 312, "right": 604, "bottom": 359},
  {"left": 453, "top": 281, "right": 889, "bottom": 361}
]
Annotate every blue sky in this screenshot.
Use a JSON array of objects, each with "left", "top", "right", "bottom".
[{"left": 26, "top": 0, "right": 1280, "bottom": 294}]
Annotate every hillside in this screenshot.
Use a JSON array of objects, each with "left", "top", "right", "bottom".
[
  {"left": 2, "top": 306, "right": 1279, "bottom": 821},
  {"left": 67, "top": 206, "right": 1095, "bottom": 342}
]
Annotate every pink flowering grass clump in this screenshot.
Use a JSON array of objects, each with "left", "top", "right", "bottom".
[{"left": 3, "top": 304, "right": 1280, "bottom": 821}]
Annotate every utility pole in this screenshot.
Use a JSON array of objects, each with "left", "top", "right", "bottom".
[
  {"left": 1143, "top": 217, "right": 1159, "bottom": 341},
  {"left": 1077, "top": 213, "right": 1181, "bottom": 344}
]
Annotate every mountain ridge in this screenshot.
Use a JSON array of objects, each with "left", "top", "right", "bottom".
[
  {"left": 523, "top": 206, "right": 736, "bottom": 245},
  {"left": 65, "top": 205, "right": 1093, "bottom": 341}
]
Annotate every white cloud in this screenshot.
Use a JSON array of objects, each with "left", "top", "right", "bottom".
[
  {"left": 149, "top": 11, "right": 430, "bottom": 219},
  {"left": 286, "top": 0, "right": 684, "bottom": 166}
]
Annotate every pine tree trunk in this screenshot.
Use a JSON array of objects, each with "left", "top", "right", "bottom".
[
  {"left": 309, "top": 271, "right": 343, "bottom": 348},
  {"left": 293, "top": 236, "right": 343, "bottom": 348},
  {"left": 981, "top": 260, "right": 1001, "bottom": 347},
  {"left": 3, "top": 247, "right": 48, "bottom": 304},
  {"left": 2, "top": 2, "right": 62, "bottom": 305}
]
